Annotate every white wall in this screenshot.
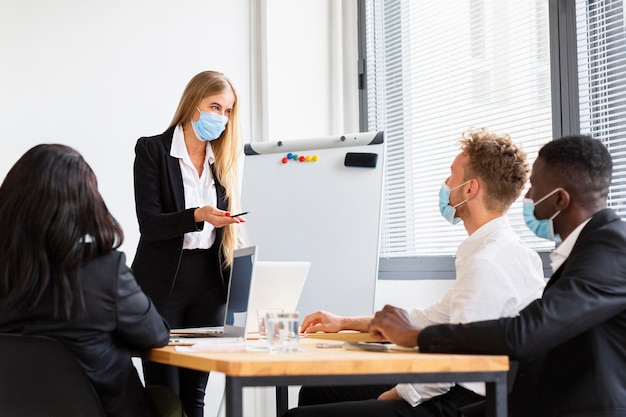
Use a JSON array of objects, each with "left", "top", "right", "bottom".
[
  {"left": 264, "top": 0, "right": 359, "bottom": 139},
  {"left": 0, "top": 0, "right": 251, "bottom": 260}
]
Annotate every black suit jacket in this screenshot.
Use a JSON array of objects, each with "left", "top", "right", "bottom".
[
  {"left": 419, "top": 208, "right": 626, "bottom": 417},
  {"left": 132, "top": 127, "right": 229, "bottom": 303},
  {"left": 0, "top": 252, "right": 170, "bottom": 417}
]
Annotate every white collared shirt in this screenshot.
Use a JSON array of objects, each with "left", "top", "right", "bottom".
[
  {"left": 549, "top": 218, "right": 591, "bottom": 273},
  {"left": 170, "top": 125, "right": 217, "bottom": 249},
  {"left": 396, "top": 216, "right": 546, "bottom": 406}
]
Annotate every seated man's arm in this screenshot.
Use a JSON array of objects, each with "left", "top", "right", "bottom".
[{"left": 301, "top": 310, "right": 372, "bottom": 333}]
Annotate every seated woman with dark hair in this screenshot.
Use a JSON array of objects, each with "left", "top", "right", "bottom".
[{"left": 0, "top": 144, "right": 185, "bottom": 417}]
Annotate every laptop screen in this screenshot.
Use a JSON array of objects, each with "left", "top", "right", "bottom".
[
  {"left": 224, "top": 246, "right": 256, "bottom": 330},
  {"left": 245, "top": 261, "right": 310, "bottom": 333}
]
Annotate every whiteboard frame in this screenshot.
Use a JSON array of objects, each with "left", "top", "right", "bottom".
[{"left": 241, "top": 131, "right": 385, "bottom": 317}]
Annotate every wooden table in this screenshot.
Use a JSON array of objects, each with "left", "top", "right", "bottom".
[{"left": 146, "top": 335, "right": 508, "bottom": 417}]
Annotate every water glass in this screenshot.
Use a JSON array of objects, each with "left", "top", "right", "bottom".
[{"left": 266, "top": 311, "right": 300, "bottom": 353}]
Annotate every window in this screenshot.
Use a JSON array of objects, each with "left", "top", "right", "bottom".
[
  {"left": 361, "top": 0, "right": 626, "bottom": 276},
  {"left": 576, "top": 0, "right": 626, "bottom": 218},
  {"left": 362, "top": 0, "right": 553, "bottom": 258}
]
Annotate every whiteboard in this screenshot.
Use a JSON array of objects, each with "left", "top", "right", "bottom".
[{"left": 241, "top": 132, "right": 385, "bottom": 317}]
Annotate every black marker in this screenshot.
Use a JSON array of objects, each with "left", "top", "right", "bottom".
[{"left": 230, "top": 211, "right": 249, "bottom": 218}]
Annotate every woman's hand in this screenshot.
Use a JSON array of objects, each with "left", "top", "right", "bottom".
[{"left": 194, "top": 206, "right": 245, "bottom": 228}]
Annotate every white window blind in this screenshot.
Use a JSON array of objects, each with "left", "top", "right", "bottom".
[
  {"left": 576, "top": 0, "right": 626, "bottom": 217},
  {"left": 364, "top": 0, "right": 554, "bottom": 257}
]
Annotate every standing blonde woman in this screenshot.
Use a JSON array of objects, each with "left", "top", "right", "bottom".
[{"left": 132, "top": 71, "right": 246, "bottom": 417}]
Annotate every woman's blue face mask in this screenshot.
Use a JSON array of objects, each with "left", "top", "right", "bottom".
[
  {"left": 522, "top": 188, "right": 563, "bottom": 240},
  {"left": 191, "top": 108, "right": 228, "bottom": 142}
]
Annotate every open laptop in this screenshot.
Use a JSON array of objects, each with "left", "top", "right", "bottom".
[
  {"left": 245, "top": 261, "right": 311, "bottom": 334},
  {"left": 169, "top": 245, "right": 257, "bottom": 344}
]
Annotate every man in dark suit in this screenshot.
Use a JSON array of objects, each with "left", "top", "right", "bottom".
[{"left": 369, "top": 135, "right": 626, "bottom": 417}]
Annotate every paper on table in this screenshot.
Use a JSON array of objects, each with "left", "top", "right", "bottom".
[
  {"left": 175, "top": 341, "right": 269, "bottom": 353},
  {"left": 176, "top": 342, "right": 246, "bottom": 352}
]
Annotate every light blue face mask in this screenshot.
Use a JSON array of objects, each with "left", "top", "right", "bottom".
[
  {"left": 522, "top": 188, "right": 563, "bottom": 240},
  {"left": 438, "top": 180, "right": 470, "bottom": 225},
  {"left": 191, "top": 108, "right": 228, "bottom": 142}
]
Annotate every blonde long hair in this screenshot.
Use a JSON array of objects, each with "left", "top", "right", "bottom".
[{"left": 169, "top": 71, "right": 244, "bottom": 266}]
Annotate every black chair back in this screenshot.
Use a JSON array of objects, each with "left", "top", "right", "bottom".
[{"left": 0, "top": 333, "right": 106, "bottom": 417}]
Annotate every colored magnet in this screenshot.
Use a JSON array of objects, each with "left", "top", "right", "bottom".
[{"left": 281, "top": 153, "right": 320, "bottom": 164}]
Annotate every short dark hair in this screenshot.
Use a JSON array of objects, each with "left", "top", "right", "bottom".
[
  {"left": 538, "top": 135, "right": 612, "bottom": 206},
  {"left": 0, "top": 144, "right": 124, "bottom": 319}
]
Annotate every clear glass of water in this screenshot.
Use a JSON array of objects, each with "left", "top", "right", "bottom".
[{"left": 266, "top": 311, "right": 300, "bottom": 353}]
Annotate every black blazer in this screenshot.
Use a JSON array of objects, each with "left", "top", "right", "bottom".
[
  {"left": 419, "top": 208, "right": 626, "bottom": 417},
  {"left": 0, "top": 252, "right": 170, "bottom": 417},
  {"left": 132, "top": 127, "right": 229, "bottom": 303}
]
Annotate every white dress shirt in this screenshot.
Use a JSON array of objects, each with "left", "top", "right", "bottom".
[
  {"left": 170, "top": 125, "right": 217, "bottom": 250},
  {"left": 395, "top": 215, "right": 546, "bottom": 406},
  {"left": 549, "top": 217, "right": 591, "bottom": 273}
]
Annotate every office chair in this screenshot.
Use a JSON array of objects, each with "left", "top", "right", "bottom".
[{"left": 0, "top": 333, "right": 106, "bottom": 417}]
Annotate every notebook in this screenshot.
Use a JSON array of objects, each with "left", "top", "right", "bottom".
[
  {"left": 169, "top": 245, "right": 257, "bottom": 344},
  {"left": 245, "top": 261, "right": 311, "bottom": 334}
]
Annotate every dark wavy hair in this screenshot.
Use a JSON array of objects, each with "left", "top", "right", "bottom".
[{"left": 0, "top": 144, "right": 124, "bottom": 319}]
